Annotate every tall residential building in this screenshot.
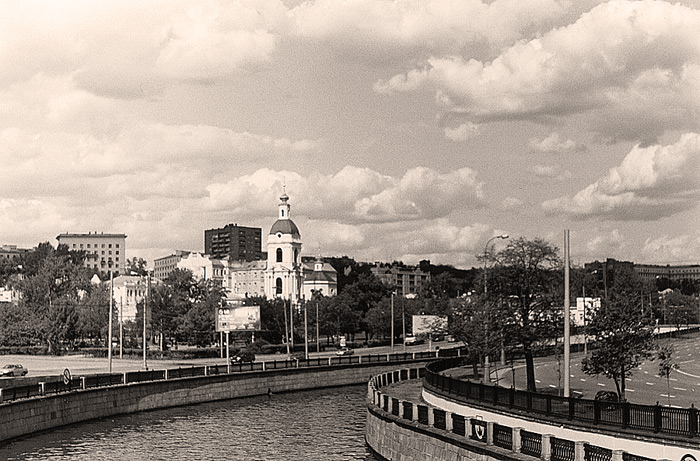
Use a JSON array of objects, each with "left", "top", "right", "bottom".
[
  {"left": 153, "top": 250, "right": 192, "bottom": 280},
  {"left": 204, "top": 224, "right": 263, "bottom": 262},
  {"left": 56, "top": 232, "right": 126, "bottom": 275},
  {"left": 371, "top": 263, "right": 431, "bottom": 297}
]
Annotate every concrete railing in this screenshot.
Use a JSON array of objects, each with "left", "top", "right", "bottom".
[{"left": 367, "top": 367, "right": 668, "bottom": 461}]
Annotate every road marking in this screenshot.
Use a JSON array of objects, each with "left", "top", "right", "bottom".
[
  {"left": 670, "top": 378, "right": 678, "bottom": 382},
  {"left": 580, "top": 378, "right": 586, "bottom": 382},
  {"left": 536, "top": 379, "right": 541, "bottom": 383},
  {"left": 597, "top": 383, "right": 606, "bottom": 387},
  {"left": 673, "top": 387, "right": 687, "bottom": 391},
  {"left": 646, "top": 382, "right": 654, "bottom": 386},
  {"left": 660, "top": 394, "right": 676, "bottom": 398},
  {"left": 627, "top": 389, "right": 635, "bottom": 392},
  {"left": 549, "top": 384, "right": 556, "bottom": 388}
]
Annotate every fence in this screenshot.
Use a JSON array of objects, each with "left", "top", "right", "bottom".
[
  {"left": 424, "top": 357, "right": 700, "bottom": 438},
  {"left": 0, "top": 350, "right": 443, "bottom": 404},
  {"left": 368, "top": 367, "right": 658, "bottom": 461}
]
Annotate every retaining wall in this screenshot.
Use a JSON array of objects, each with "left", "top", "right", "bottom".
[{"left": 0, "top": 360, "right": 430, "bottom": 445}]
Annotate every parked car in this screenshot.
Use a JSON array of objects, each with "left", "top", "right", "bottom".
[
  {"left": 336, "top": 347, "right": 354, "bottom": 356},
  {"left": 1, "top": 364, "right": 28, "bottom": 377},
  {"left": 404, "top": 335, "right": 424, "bottom": 346},
  {"left": 231, "top": 350, "right": 255, "bottom": 364}
]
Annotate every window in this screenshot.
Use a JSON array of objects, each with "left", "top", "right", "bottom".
[
  {"left": 87, "top": 244, "right": 91, "bottom": 248},
  {"left": 276, "top": 278, "right": 283, "bottom": 295},
  {"left": 80, "top": 244, "right": 83, "bottom": 248},
  {"left": 102, "top": 244, "right": 105, "bottom": 248},
  {"left": 276, "top": 248, "right": 283, "bottom": 263},
  {"left": 109, "top": 244, "right": 112, "bottom": 248},
  {"left": 116, "top": 244, "right": 119, "bottom": 248}
]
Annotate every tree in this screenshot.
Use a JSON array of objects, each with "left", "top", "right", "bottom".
[
  {"left": 581, "top": 294, "right": 656, "bottom": 401},
  {"left": 489, "top": 237, "right": 563, "bottom": 392},
  {"left": 125, "top": 257, "right": 148, "bottom": 276},
  {"left": 657, "top": 344, "right": 678, "bottom": 406}
]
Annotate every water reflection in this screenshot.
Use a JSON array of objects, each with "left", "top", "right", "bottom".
[{"left": 0, "top": 384, "right": 379, "bottom": 461}]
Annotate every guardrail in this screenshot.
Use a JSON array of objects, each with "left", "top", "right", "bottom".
[
  {"left": 424, "top": 357, "right": 700, "bottom": 439},
  {"left": 368, "top": 366, "right": 659, "bottom": 461},
  {"left": 0, "top": 349, "right": 449, "bottom": 404}
]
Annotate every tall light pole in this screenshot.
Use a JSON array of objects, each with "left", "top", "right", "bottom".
[
  {"left": 563, "top": 229, "right": 571, "bottom": 398},
  {"left": 390, "top": 291, "right": 395, "bottom": 351},
  {"left": 483, "top": 234, "right": 508, "bottom": 380},
  {"left": 483, "top": 234, "right": 509, "bottom": 295}
]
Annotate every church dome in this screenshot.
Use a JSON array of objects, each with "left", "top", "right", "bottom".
[{"left": 270, "top": 219, "right": 301, "bottom": 238}]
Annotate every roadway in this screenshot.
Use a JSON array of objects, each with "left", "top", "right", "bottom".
[{"left": 492, "top": 335, "right": 700, "bottom": 408}]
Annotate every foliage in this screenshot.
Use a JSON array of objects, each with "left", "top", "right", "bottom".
[
  {"left": 489, "top": 237, "right": 563, "bottom": 392},
  {"left": 657, "top": 343, "right": 678, "bottom": 406},
  {"left": 582, "top": 289, "right": 656, "bottom": 401}
]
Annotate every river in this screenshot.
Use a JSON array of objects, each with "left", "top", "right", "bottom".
[{"left": 0, "top": 384, "right": 380, "bottom": 460}]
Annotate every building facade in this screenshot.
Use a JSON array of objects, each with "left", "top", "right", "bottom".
[
  {"left": 153, "top": 250, "right": 192, "bottom": 280},
  {"left": 0, "top": 245, "right": 31, "bottom": 263},
  {"left": 177, "top": 252, "right": 228, "bottom": 288},
  {"left": 56, "top": 232, "right": 126, "bottom": 275},
  {"left": 635, "top": 263, "right": 700, "bottom": 282},
  {"left": 302, "top": 258, "right": 338, "bottom": 299},
  {"left": 204, "top": 224, "right": 263, "bottom": 262},
  {"left": 229, "top": 260, "right": 267, "bottom": 299},
  {"left": 371, "top": 263, "right": 430, "bottom": 297},
  {"left": 111, "top": 275, "right": 150, "bottom": 322}
]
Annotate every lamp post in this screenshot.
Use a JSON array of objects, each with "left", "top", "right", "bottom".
[
  {"left": 483, "top": 234, "right": 509, "bottom": 295},
  {"left": 390, "top": 291, "right": 395, "bottom": 351},
  {"left": 483, "top": 234, "right": 508, "bottom": 380}
]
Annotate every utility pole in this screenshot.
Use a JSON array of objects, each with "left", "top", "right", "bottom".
[
  {"left": 563, "top": 229, "right": 571, "bottom": 398},
  {"left": 108, "top": 271, "right": 113, "bottom": 373},
  {"left": 143, "top": 272, "right": 150, "bottom": 370}
]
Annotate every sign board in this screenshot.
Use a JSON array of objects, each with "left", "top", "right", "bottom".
[
  {"left": 216, "top": 305, "right": 261, "bottom": 332},
  {"left": 412, "top": 315, "right": 448, "bottom": 336}
]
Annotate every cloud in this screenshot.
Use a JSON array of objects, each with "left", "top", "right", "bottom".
[
  {"left": 542, "top": 133, "right": 700, "bottom": 220},
  {"left": 205, "top": 165, "right": 485, "bottom": 223},
  {"left": 291, "top": 0, "right": 575, "bottom": 62},
  {"left": 0, "top": 1, "right": 286, "bottom": 97},
  {"left": 639, "top": 235, "right": 700, "bottom": 265},
  {"left": 377, "top": 1, "right": 700, "bottom": 141},
  {"left": 444, "top": 122, "right": 481, "bottom": 141},
  {"left": 529, "top": 165, "right": 573, "bottom": 181},
  {"left": 529, "top": 133, "right": 586, "bottom": 153}
]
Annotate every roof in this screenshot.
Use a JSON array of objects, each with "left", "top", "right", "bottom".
[
  {"left": 269, "top": 219, "right": 300, "bottom": 238},
  {"left": 57, "top": 233, "right": 126, "bottom": 239},
  {"left": 304, "top": 270, "right": 337, "bottom": 283}
]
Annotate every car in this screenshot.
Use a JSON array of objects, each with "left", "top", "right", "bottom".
[
  {"left": 336, "top": 347, "right": 354, "bottom": 356},
  {"left": 1, "top": 364, "right": 28, "bottom": 377},
  {"left": 231, "top": 350, "right": 255, "bottom": 364},
  {"left": 404, "top": 335, "right": 424, "bottom": 346}
]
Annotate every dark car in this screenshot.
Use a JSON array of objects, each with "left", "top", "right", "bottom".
[
  {"left": 594, "top": 390, "right": 619, "bottom": 409},
  {"left": 1, "top": 364, "right": 28, "bottom": 377},
  {"left": 231, "top": 351, "right": 255, "bottom": 364}
]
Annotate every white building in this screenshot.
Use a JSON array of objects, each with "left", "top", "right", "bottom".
[
  {"left": 154, "top": 250, "right": 192, "bottom": 280},
  {"left": 229, "top": 260, "right": 266, "bottom": 300},
  {"left": 264, "top": 193, "right": 304, "bottom": 302},
  {"left": 111, "top": 275, "right": 149, "bottom": 322},
  {"left": 574, "top": 297, "right": 601, "bottom": 326},
  {"left": 302, "top": 258, "right": 338, "bottom": 299},
  {"left": 177, "top": 252, "right": 228, "bottom": 288}
]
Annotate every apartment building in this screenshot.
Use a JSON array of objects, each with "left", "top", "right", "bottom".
[
  {"left": 204, "top": 224, "right": 263, "bottom": 262},
  {"left": 56, "top": 232, "right": 126, "bottom": 275}
]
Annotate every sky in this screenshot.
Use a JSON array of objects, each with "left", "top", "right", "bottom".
[{"left": 1, "top": 0, "right": 700, "bottom": 269}]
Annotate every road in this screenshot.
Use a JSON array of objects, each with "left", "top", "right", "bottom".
[
  {"left": 0, "top": 340, "right": 449, "bottom": 386},
  {"left": 493, "top": 335, "right": 700, "bottom": 408}
]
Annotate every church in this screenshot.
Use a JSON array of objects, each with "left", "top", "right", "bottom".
[{"left": 225, "top": 192, "right": 337, "bottom": 304}]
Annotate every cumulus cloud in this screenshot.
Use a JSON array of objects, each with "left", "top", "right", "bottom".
[
  {"left": 529, "top": 165, "right": 573, "bottom": 181},
  {"left": 542, "top": 133, "right": 700, "bottom": 220},
  {"left": 291, "top": 0, "right": 575, "bottom": 62},
  {"left": 377, "top": 1, "right": 700, "bottom": 141},
  {"left": 205, "top": 165, "right": 485, "bottom": 223},
  {"left": 529, "top": 133, "right": 586, "bottom": 153}
]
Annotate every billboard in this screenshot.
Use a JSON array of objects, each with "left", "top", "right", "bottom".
[
  {"left": 216, "top": 305, "right": 261, "bottom": 332},
  {"left": 412, "top": 315, "right": 448, "bottom": 336}
]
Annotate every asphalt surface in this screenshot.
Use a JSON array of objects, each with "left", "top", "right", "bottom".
[
  {"left": 493, "top": 335, "right": 700, "bottom": 408},
  {"left": 0, "top": 340, "right": 447, "bottom": 386}
]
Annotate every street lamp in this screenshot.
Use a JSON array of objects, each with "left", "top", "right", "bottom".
[
  {"left": 482, "top": 233, "right": 508, "bottom": 381},
  {"left": 483, "top": 234, "right": 508, "bottom": 295}
]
